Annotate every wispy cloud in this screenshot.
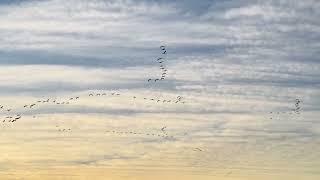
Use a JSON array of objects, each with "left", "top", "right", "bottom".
[{"left": 0, "top": 0, "right": 320, "bottom": 179}]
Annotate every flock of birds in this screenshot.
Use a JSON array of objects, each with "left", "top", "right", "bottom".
[
  {"left": 0, "top": 45, "right": 186, "bottom": 142},
  {"left": 268, "top": 98, "right": 302, "bottom": 120},
  {"left": 1, "top": 45, "right": 305, "bottom": 162},
  {"left": 105, "top": 129, "right": 174, "bottom": 139},
  {"left": 147, "top": 45, "right": 168, "bottom": 82},
  {"left": 1, "top": 92, "right": 185, "bottom": 123},
  {"left": 88, "top": 92, "right": 186, "bottom": 104}
]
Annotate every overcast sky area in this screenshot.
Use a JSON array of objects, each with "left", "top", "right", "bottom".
[{"left": 0, "top": 0, "right": 319, "bottom": 179}]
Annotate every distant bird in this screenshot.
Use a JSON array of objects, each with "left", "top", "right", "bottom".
[
  {"left": 102, "top": 93, "right": 106, "bottom": 96},
  {"left": 116, "top": 93, "right": 120, "bottom": 96},
  {"left": 75, "top": 96, "right": 80, "bottom": 99},
  {"left": 162, "top": 50, "right": 166, "bottom": 54},
  {"left": 23, "top": 105, "right": 28, "bottom": 108},
  {"left": 148, "top": 79, "right": 152, "bottom": 82},
  {"left": 133, "top": 96, "right": 136, "bottom": 99},
  {"left": 155, "top": 79, "right": 159, "bottom": 82},
  {"left": 7, "top": 109, "right": 11, "bottom": 111},
  {"left": 160, "top": 46, "right": 165, "bottom": 50},
  {"left": 161, "top": 126, "right": 166, "bottom": 131},
  {"left": 96, "top": 93, "right": 101, "bottom": 96},
  {"left": 157, "top": 100, "right": 160, "bottom": 102},
  {"left": 157, "top": 58, "right": 163, "bottom": 61},
  {"left": 194, "top": 148, "right": 203, "bottom": 152},
  {"left": 225, "top": 171, "right": 232, "bottom": 177},
  {"left": 69, "top": 98, "right": 74, "bottom": 100},
  {"left": 89, "top": 94, "right": 93, "bottom": 96}
]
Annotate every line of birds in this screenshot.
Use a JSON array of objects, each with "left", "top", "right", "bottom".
[
  {"left": 88, "top": 92, "right": 186, "bottom": 104},
  {"left": 105, "top": 129, "right": 174, "bottom": 139},
  {"left": 1, "top": 96, "right": 82, "bottom": 124},
  {"left": 2, "top": 114, "right": 21, "bottom": 123},
  {"left": 22, "top": 96, "right": 80, "bottom": 109},
  {"left": 147, "top": 45, "right": 168, "bottom": 83},
  {"left": 294, "top": 98, "right": 302, "bottom": 114},
  {"left": 1, "top": 91, "right": 186, "bottom": 126},
  {"left": 268, "top": 98, "right": 302, "bottom": 120}
]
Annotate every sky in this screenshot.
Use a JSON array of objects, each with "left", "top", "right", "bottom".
[{"left": 0, "top": 0, "right": 320, "bottom": 179}]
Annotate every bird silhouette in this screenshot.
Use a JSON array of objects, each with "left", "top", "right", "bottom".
[{"left": 194, "top": 148, "right": 203, "bottom": 152}]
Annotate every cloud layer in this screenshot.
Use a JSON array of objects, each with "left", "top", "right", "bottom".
[{"left": 0, "top": 0, "right": 319, "bottom": 179}]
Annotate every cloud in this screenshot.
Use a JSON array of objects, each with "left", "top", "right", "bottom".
[{"left": 0, "top": 0, "right": 320, "bottom": 178}]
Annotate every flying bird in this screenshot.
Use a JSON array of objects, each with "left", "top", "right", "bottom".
[{"left": 194, "top": 148, "right": 203, "bottom": 152}]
